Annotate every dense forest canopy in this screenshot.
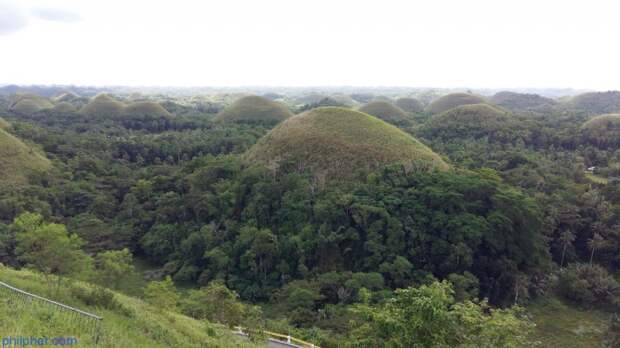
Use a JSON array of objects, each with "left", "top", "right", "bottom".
[{"left": 0, "top": 87, "right": 619, "bottom": 347}]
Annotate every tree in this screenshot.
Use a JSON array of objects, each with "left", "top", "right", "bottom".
[
  {"left": 180, "top": 281, "right": 249, "bottom": 327},
  {"left": 95, "top": 248, "right": 137, "bottom": 292},
  {"left": 559, "top": 229, "right": 575, "bottom": 268},
  {"left": 348, "top": 281, "right": 533, "bottom": 348},
  {"left": 588, "top": 232, "right": 606, "bottom": 265},
  {"left": 12, "top": 212, "right": 92, "bottom": 293},
  {"left": 144, "top": 276, "right": 179, "bottom": 310}
]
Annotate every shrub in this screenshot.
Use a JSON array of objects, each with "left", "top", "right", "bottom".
[{"left": 557, "top": 263, "right": 620, "bottom": 310}]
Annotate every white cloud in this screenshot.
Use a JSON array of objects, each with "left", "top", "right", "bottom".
[
  {"left": 31, "top": 6, "right": 81, "bottom": 23},
  {"left": 0, "top": 0, "right": 619, "bottom": 89},
  {"left": 0, "top": 0, "right": 29, "bottom": 35}
]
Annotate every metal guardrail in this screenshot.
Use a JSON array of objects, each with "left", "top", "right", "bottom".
[
  {"left": 235, "top": 326, "right": 320, "bottom": 348},
  {"left": 0, "top": 280, "right": 103, "bottom": 343}
]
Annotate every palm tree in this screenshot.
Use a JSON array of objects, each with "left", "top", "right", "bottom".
[
  {"left": 559, "top": 230, "right": 575, "bottom": 268},
  {"left": 587, "top": 233, "right": 606, "bottom": 265}
]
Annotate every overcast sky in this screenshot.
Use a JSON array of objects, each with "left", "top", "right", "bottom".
[{"left": 0, "top": 0, "right": 619, "bottom": 89}]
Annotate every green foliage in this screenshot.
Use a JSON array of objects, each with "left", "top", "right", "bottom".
[
  {"left": 245, "top": 107, "right": 449, "bottom": 184},
  {"left": 13, "top": 213, "right": 92, "bottom": 284},
  {"left": 557, "top": 263, "right": 620, "bottom": 310},
  {"left": 180, "top": 280, "right": 259, "bottom": 328},
  {"left": 94, "top": 248, "right": 139, "bottom": 293},
  {"left": 348, "top": 280, "right": 533, "bottom": 348},
  {"left": 144, "top": 276, "right": 179, "bottom": 310}
]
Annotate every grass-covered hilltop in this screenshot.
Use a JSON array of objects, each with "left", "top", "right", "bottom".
[
  {"left": 395, "top": 97, "right": 424, "bottom": 113},
  {"left": 420, "top": 103, "right": 513, "bottom": 140},
  {"left": 79, "top": 93, "right": 126, "bottom": 117},
  {"left": 245, "top": 107, "right": 449, "bottom": 183},
  {"left": 216, "top": 95, "right": 292, "bottom": 123},
  {"left": 491, "top": 91, "right": 557, "bottom": 112},
  {"left": 426, "top": 92, "right": 488, "bottom": 114},
  {"left": 0, "top": 128, "right": 51, "bottom": 187},
  {"left": 8, "top": 93, "right": 54, "bottom": 115},
  {"left": 358, "top": 100, "right": 409, "bottom": 125}
]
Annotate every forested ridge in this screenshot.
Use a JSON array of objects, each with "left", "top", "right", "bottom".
[{"left": 0, "top": 89, "right": 619, "bottom": 347}]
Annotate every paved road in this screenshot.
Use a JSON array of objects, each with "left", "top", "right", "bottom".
[{"left": 235, "top": 332, "right": 303, "bottom": 348}]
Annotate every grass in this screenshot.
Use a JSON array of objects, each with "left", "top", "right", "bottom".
[
  {"left": 245, "top": 107, "right": 449, "bottom": 183},
  {"left": 0, "top": 266, "right": 260, "bottom": 348},
  {"left": 216, "top": 96, "right": 292, "bottom": 123},
  {"left": 0, "top": 117, "right": 10, "bottom": 130},
  {"left": 358, "top": 101, "right": 409, "bottom": 124},
  {"left": 426, "top": 93, "right": 487, "bottom": 114},
  {"left": 0, "top": 129, "right": 51, "bottom": 187},
  {"left": 527, "top": 296, "right": 609, "bottom": 348},
  {"left": 79, "top": 94, "right": 126, "bottom": 117}
]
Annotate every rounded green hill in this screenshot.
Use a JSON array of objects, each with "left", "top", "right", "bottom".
[
  {"left": 426, "top": 93, "right": 487, "bottom": 114},
  {"left": 245, "top": 107, "right": 449, "bottom": 183},
  {"left": 123, "top": 101, "right": 172, "bottom": 118},
  {"left": 9, "top": 94, "right": 54, "bottom": 115},
  {"left": 216, "top": 95, "right": 292, "bottom": 123},
  {"left": 0, "top": 129, "right": 51, "bottom": 187},
  {"left": 52, "top": 101, "right": 78, "bottom": 114},
  {"left": 79, "top": 94, "right": 126, "bottom": 117},
  {"left": 491, "top": 91, "right": 556, "bottom": 111},
  {"left": 395, "top": 97, "right": 424, "bottom": 113},
  {"left": 359, "top": 101, "right": 409, "bottom": 124},
  {"left": 581, "top": 113, "right": 620, "bottom": 146},
  {"left": 421, "top": 104, "right": 512, "bottom": 140},
  {"left": 569, "top": 91, "right": 620, "bottom": 114}
]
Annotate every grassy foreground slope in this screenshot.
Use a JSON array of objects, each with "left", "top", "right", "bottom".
[
  {"left": 0, "top": 266, "right": 258, "bottom": 348},
  {"left": 245, "top": 107, "right": 449, "bottom": 183},
  {"left": 0, "top": 129, "right": 51, "bottom": 187},
  {"left": 527, "top": 297, "right": 609, "bottom": 348}
]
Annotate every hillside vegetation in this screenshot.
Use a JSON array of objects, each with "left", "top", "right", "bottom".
[
  {"left": 581, "top": 113, "right": 620, "bottom": 147},
  {"left": 216, "top": 96, "right": 292, "bottom": 123},
  {"left": 569, "top": 91, "right": 620, "bottom": 114},
  {"left": 245, "top": 107, "right": 449, "bottom": 183},
  {"left": 0, "top": 266, "right": 258, "bottom": 348},
  {"left": 420, "top": 103, "right": 513, "bottom": 140},
  {"left": 426, "top": 93, "right": 487, "bottom": 114},
  {"left": 0, "top": 129, "right": 51, "bottom": 187},
  {"left": 358, "top": 100, "right": 409, "bottom": 124},
  {"left": 52, "top": 101, "right": 78, "bottom": 114},
  {"left": 0, "top": 117, "right": 10, "bottom": 130}
]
